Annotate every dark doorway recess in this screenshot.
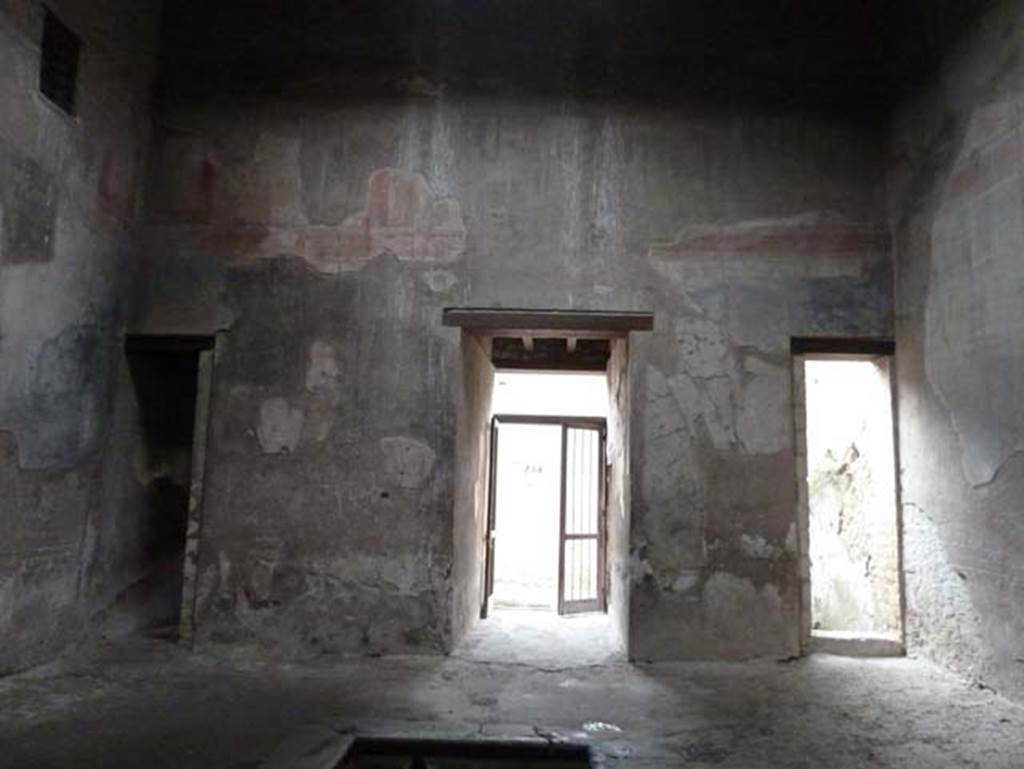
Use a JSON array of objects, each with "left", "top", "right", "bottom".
[{"left": 123, "top": 335, "right": 213, "bottom": 640}]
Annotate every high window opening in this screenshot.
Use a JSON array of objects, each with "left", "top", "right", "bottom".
[
  {"left": 795, "top": 350, "right": 903, "bottom": 654},
  {"left": 39, "top": 8, "right": 81, "bottom": 116}
]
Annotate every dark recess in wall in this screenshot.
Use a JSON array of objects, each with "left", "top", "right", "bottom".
[
  {"left": 39, "top": 7, "right": 81, "bottom": 115},
  {"left": 120, "top": 342, "right": 200, "bottom": 638}
]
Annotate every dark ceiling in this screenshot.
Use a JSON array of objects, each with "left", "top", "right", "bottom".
[{"left": 158, "top": 0, "right": 996, "bottom": 108}]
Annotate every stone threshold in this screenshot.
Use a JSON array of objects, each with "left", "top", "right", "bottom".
[{"left": 810, "top": 630, "right": 905, "bottom": 658}]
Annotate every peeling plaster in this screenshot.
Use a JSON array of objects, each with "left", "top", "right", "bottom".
[
  {"left": 257, "top": 398, "right": 304, "bottom": 454},
  {"left": 671, "top": 571, "right": 701, "bottom": 593},
  {"left": 736, "top": 357, "right": 790, "bottom": 455},
  {"left": 340, "top": 168, "right": 466, "bottom": 266},
  {"left": 630, "top": 547, "right": 654, "bottom": 583},
  {"left": 379, "top": 436, "right": 437, "bottom": 489},
  {"left": 422, "top": 269, "right": 458, "bottom": 293},
  {"left": 677, "top": 318, "right": 731, "bottom": 380},
  {"left": 302, "top": 341, "right": 341, "bottom": 443},
  {"left": 739, "top": 534, "right": 781, "bottom": 560},
  {"left": 305, "top": 341, "right": 339, "bottom": 394}
]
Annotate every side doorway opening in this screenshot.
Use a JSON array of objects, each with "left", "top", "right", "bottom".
[
  {"left": 793, "top": 340, "right": 904, "bottom": 656},
  {"left": 116, "top": 335, "right": 214, "bottom": 643}
]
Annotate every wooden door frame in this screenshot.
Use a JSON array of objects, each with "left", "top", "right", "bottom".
[
  {"left": 480, "top": 417, "right": 499, "bottom": 619},
  {"left": 482, "top": 414, "right": 608, "bottom": 618}
]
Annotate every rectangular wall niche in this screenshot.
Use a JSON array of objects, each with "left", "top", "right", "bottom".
[{"left": 793, "top": 342, "right": 903, "bottom": 656}]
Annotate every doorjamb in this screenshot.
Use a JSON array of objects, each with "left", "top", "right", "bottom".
[{"left": 178, "top": 344, "right": 216, "bottom": 645}]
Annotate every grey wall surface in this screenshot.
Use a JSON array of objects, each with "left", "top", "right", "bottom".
[
  {"left": 887, "top": 0, "right": 1024, "bottom": 701},
  {"left": 139, "top": 3, "right": 894, "bottom": 661},
  {"left": 0, "top": 0, "right": 160, "bottom": 672}
]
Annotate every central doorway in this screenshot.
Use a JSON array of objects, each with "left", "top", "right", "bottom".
[
  {"left": 446, "top": 308, "right": 654, "bottom": 666},
  {"left": 458, "top": 368, "right": 624, "bottom": 666}
]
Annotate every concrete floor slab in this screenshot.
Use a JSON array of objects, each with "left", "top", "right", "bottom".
[{"left": 0, "top": 639, "right": 1021, "bottom": 768}]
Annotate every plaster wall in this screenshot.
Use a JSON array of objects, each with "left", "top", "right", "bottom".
[
  {"left": 138, "top": 5, "right": 894, "bottom": 661},
  {"left": 887, "top": 0, "right": 1024, "bottom": 700},
  {"left": 0, "top": 0, "right": 160, "bottom": 672}
]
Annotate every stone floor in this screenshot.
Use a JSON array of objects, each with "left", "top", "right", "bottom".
[
  {"left": 454, "top": 608, "right": 625, "bottom": 667},
  {"left": 0, "top": 637, "right": 1021, "bottom": 768}
]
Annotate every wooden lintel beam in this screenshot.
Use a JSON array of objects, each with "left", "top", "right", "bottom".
[
  {"left": 790, "top": 337, "right": 895, "bottom": 356},
  {"left": 442, "top": 308, "right": 654, "bottom": 333}
]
